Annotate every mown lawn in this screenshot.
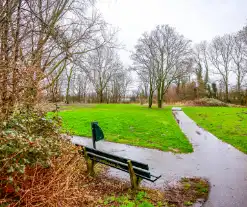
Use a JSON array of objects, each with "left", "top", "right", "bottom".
[
  {"left": 183, "top": 107, "right": 247, "bottom": 154},
  {"left": 58, "top": 104, "right": 193, "bottom": 153}
]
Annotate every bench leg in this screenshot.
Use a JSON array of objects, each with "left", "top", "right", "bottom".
[
  {"left": 127, "top": 160, "right": 142, "bottom": 191},
  {"left": 88, "top": 159, "right": 96, "bottom": 176},
  {"left": 83, "top": 147, "right": 96, "bottom": 176}
]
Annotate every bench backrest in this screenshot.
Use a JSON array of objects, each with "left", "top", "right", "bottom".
[
  {"left": 84, "top": 146, "right": 151, "bottom": 179},
  {"left": 85, "top": 147, "right": 149, "bottom": 170}
]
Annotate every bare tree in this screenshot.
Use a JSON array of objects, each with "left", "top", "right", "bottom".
[
  {"left": 0, "top": 0, "right": 118, "bottom": 119},
  {"left": 109, "top": 69, "right": 132, "bottom": 103},
  {"left": 131, "top": 32, "right": 158, "bottom": 108},
  {"left": 133, "top": 25, "right": 191, "bottom": 108},
  {"left": 75, "top": 72, "right": 90, "bottom": 103},
  {"left": 82, "top": 45, "right": 123, "bottom": 103},
  {"left": 193, "top": 41, "right": 210, "bottom": 84},
  {"left": 209, "top": 34, "right": 233, "bottom": 102},
  {"left": 193, "top": 41, "right": 211, "bottom": 97},
  {"left": 231, "top": 33, "right": 247, "bottom": 100}
]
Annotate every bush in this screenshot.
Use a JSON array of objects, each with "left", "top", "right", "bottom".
[
  {"left": 0, "top": 106, "right": 62, "bottom": 194},
  {"left": 192, "top": 98, "right": 228, "bottom": 107}
]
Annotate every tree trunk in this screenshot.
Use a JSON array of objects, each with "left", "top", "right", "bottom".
[
  {"left": 1, "top": 0, "right": 10, "bottom": 117},
  {"left": 148, "top": 91, "right": 153, "bottom": 108},
  {"left": 225, "top": 84, "right": 229, "bottom": 102},
  {"left": 237, "top": 68, "right": 241, "bottom": 102},
  {"left": 99, "top": 90, "right": 103, "bottom": 103},
  {"left": 157, "top": 81, "right": 164, "bottom": 108},
  {"left": 65, "top": 67, "right": 73, "bottom": 104},
  {"left": 157, "top": 84, "right": 161, "bottom": 108},
  {"left": 140, "top": 90, "right": 144, "bottom": 105},
  {"left": 176, "top": 81, "right": 180, "bottom": 95},
  {"left": 12, "top": 0, "right": 21, "bottom": 105},
  {"left": 78, "top": 87, "right": 81, "bottom": 102},
  {"left": 225, "top": 71, "right": 229, "bottom": 102}
]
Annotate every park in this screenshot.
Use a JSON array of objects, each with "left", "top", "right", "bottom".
[
  {"left": 58, "top": 103, "right": 247, "bottom": 206},
  {"left": 1, "top": 0, "right": 247, "bottom": 207}
]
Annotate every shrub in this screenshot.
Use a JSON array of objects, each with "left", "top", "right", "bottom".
[
  {"left": 0, "top": 106, "right": 62, "bottom": 194},
  {"left": 192, "top": 98, "right": 228, "bottom": 107}
]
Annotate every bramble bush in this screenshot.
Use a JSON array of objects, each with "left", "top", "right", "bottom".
[{"left": 0, "top": 106, "right": 62, "bottom": 194}]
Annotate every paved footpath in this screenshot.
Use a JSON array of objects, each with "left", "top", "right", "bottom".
[{"left": 72, "top": 110, "right": 247, "bottom": 207}]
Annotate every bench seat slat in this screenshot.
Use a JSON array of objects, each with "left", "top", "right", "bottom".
[
  {"left": 85, "top": 147, "right": 149, "bottom": 170},
  {"left": 87, "top": 152, "right": 151, "bottom": 179}
]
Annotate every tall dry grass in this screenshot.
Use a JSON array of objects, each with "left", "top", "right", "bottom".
[{"left": 1, "top": 142, "right": 128, "bottom": 207}]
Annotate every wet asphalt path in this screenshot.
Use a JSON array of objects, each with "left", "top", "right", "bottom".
[{"left": 72, "top": 110, "right": 247, "bottom": 207}]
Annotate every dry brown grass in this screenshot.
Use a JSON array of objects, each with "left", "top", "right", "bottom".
[{"left": 0, "top": 142, "right": 128, "bottom": 207}]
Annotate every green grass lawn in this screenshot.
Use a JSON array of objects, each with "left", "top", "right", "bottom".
[
  {"left": 58, "top": 104, "right": 193, "bottom": 153},
  {"left": 183, "top": 107, "right": 247, "bottom": 154}
]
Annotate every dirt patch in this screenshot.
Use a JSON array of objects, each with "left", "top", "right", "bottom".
[{"left": 164, "top": 177, "right": 210, "bottom": 207}]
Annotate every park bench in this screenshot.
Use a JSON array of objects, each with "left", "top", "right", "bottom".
[
  {"left": 76, "top": 122, "right": 161, "bottom": 190},
  {"left": 80, "top": 146, "right": 161, "bottom": 190}
]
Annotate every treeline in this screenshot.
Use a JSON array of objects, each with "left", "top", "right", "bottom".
[
  {"left": 49, "top": 46, "right": 132, "bottom": 104},
  {"left": 55, "top": 24, "right": 247, "bottom": 107},
  {"left": 132, "top": 25, "right": 247, "bottom": 108}
]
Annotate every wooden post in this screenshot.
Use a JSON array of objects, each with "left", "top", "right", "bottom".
[
  {"left": 127, "top": 160, "right": 142, "bottom": 191},
  {"left": 83, "top": 146, "right": 96, "bottom": 176}
]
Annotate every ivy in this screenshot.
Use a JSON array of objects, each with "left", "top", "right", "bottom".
[{"left": 0, "top": 107, "right": 62, "bottom": 192}]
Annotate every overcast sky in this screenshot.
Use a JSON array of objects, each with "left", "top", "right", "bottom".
[{"left": 96, "top": 0, "right": 247, "bottom": 67}]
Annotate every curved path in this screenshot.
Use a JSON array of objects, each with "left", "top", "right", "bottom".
[{"left": 72, "top": 110, "right": 247, "bottom": 207}]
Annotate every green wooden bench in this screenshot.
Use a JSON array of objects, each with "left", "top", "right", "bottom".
[{"left": 80, "top": 146, "right": 161, "bottom": 190}]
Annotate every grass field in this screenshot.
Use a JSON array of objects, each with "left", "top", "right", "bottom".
[
  {"left": 58, "top": 104, "right": 193, "bottom": 153},
  {"left": 183, "top": 107, "right": 247, "bottom": 154}
]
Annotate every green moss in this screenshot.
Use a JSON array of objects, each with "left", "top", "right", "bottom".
[{"left": 102, "top": 191, "right": 155, "bottom": 207}]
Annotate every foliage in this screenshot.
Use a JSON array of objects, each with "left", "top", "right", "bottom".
[
  {"left": 101, "top": 191, "right": 157, "bottom": 207},
  {"left": 192, "top": 98, "right": 228, "bottom": 106},
  {"left": 183, "top": 107, "right": 247, "bottom": 153},
  {"left": 0, "top": 106, "right": 62, "bottom": 194},
  {"left": 211, "top": 83, "right": 217, "bottom": 98},
  {"left": 0, "top": 141, "right": 128, "bottom": 207},
  {"left": 57, "top": 104, "right": 193, "bottom": 153}
]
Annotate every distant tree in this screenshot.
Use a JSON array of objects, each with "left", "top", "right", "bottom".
[
  {"left": 132, "top": 25, "right": 191, "bottom": 108},
  {"left": 209, "top": 35, "right": 233, "bottom": 102},
  {"left": 82, "top": 45, "right": 123, "bottom": 103},
  {"left": 231, "top": 32, "right": 247, "bottom": 101},
  {"left": 131, "top": 32, "right": 157, "bottom": 108},
  {"left": 109, "top": 69, "right": 132, "bottom": 103},
  {"left": 193, "top": 41, "right": 210, "bottom": 97}
]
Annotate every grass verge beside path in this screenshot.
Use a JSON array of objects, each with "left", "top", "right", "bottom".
[
  {"left": 58, "top": 104, "right": 193, "bottom": 153},
  {"left": 101, "top": 177, "right": 209, "bottom": 207},
  {"left": 183, "top": 107, "right": 247, "bottom": 154}
]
